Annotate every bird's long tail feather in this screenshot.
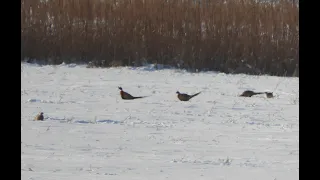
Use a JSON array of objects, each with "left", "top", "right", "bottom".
[
  {"left": 132, "top": 96, "right": 148, "bottom": 99},
  {"left": 190, "top": 92, "right": 201, "bottom": 98}
]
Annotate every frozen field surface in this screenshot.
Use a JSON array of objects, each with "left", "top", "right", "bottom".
[{"left": 21, "top": 63, "right": 299, "bottom": 180}]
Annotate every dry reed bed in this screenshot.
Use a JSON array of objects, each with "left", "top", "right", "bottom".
[{"left": 21, "top": 0, "right": 299, "bottom": 76}]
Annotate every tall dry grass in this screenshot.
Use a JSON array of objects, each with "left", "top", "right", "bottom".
[{"left": 21, "top": 0, "right": 299, "bottom": 76}]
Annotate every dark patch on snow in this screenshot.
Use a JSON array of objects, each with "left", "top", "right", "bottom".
[
  {"left": 128, "top": 64, "right": 175, "bottom": 72},
  {"left": 74, "top": 120, "right": 91, "bottom": 124},
  {"left": 27, "top": 98, "right": 39, "bottom": 102},
  {"left": 96, "top": 119, "right": 121, "bottom": 124},
  {"left": 232, "top": 107, "right": 246, "bottom": 111},
  {"left": 74, "top": 119, "right": 121, "bottom": 124}
]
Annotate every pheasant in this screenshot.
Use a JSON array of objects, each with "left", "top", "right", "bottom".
[
  {"left": 118, "top": 87, "right": 146, "bottom": 100},
  {"left": 176, "top": 91, "right": 201, "bottom": 101},
  {"left": 239, "top": 90, "right": 265, "bottom": 97},
  {"left": 34, "top": 112, "right": 44, "bottom": 121}
]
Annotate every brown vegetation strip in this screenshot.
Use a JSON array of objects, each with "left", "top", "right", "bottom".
[{"left": 21, "top": 0, "right": 299, "bottom": 76}]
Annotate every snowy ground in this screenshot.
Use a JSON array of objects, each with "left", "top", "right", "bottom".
[{"left": 21, "top": 63, "right": 299, "bottom": 180}]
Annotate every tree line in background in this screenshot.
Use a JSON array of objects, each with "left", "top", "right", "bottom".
[{"left": 21, "top": 0, "right": 299, "bottom": 76}]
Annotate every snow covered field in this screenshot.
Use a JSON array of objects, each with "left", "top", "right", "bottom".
[{"left": 21, "top": 63, "right": 299, "bottom": 180}]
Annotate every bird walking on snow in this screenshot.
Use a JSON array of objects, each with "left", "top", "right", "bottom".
[
  {"left": 176, "top": 91, "right": 201, "bottom": 101},
  {"left": 240, "top": 90, "right": 274, "bottom": 98},
  {"left": 34, "top": 112, "right": 44, "bottom": 121},
  {"left": 118, "top": 87, "right": 147, "bottom": 100},
  {"left": 239, "top": 90, "right": 264, "bottom": 97}
]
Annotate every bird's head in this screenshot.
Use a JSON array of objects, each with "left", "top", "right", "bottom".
[
  {"left": 118, "top": 87, "right": 123, "bottom": 91},
  {"left": 176, "top": 91, "right": 180, "bottom": 94}
]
